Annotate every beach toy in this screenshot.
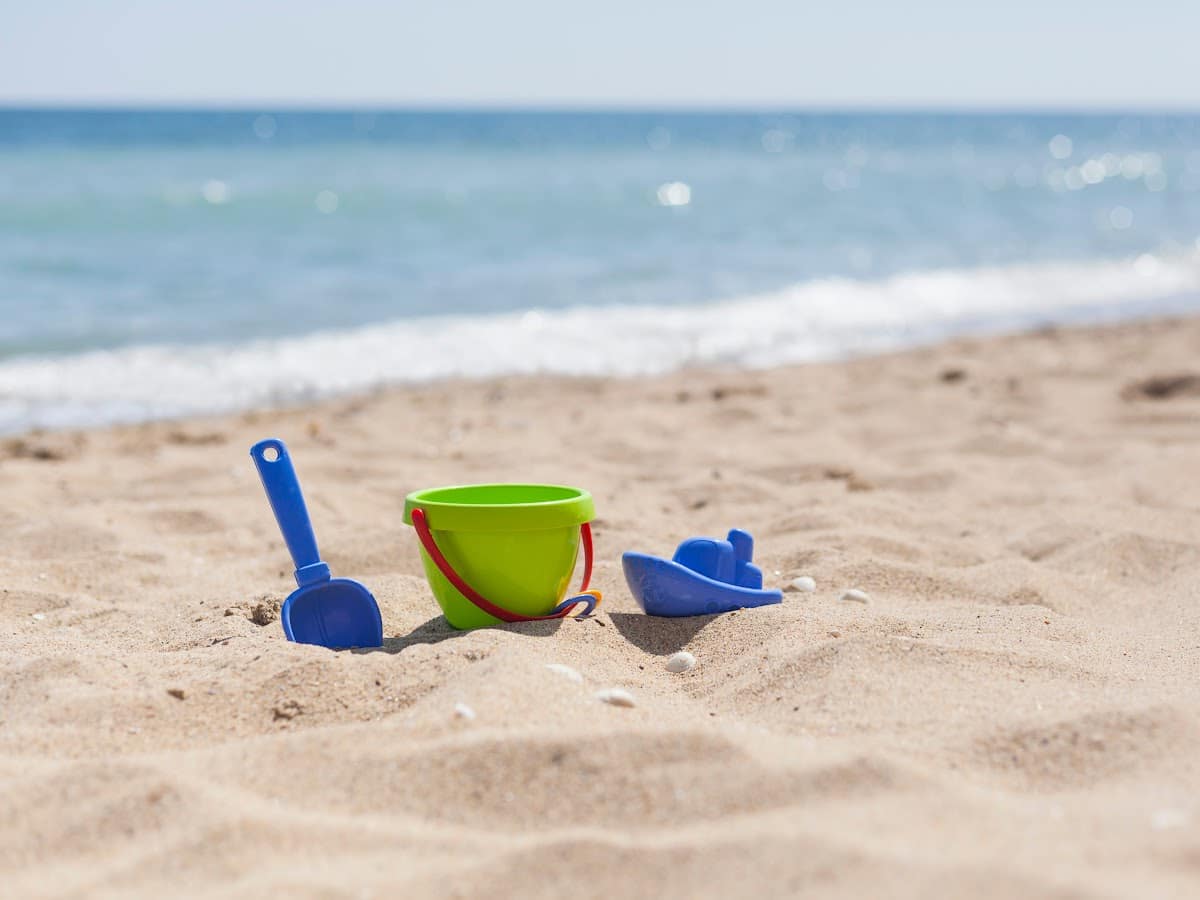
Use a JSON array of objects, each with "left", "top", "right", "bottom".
[
  {"left": 622, "top": 528, "right": 783, "bottom": 617},
  {"left": 404, "top": 484, "right": 600, "bottom": 630},
  {"left": 250, "top": 438, "right": 383, "bottom": 649}
]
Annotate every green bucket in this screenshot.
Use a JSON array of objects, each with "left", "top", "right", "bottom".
[{"left": 403, "top": 484, "right": 596, "bottom": 630}]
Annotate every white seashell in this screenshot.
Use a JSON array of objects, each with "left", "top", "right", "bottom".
[
  {"left": 544, "top": 663, "right": 583, "bottom": 684},
  {"left": 453, "top": 702, "right": 477, "bottom": 720},
  {"left": 840, "top": 588, "right": 871, "bottom": 604},
  {"left": 665, "top": 651, "right": 696, "bottom": 673},
  {"left": 788, "top": 576, "right": 817, "bottom": 593},
  {"left": 31, "top": 613, "right": 46, "bottom": 621},
  {"left": 595, "top": 688, "right": 636, "bottom": 708}
]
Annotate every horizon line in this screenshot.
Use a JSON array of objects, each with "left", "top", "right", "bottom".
[{"left": 1, "top": 100, "right": 1199, "bottom": 117}]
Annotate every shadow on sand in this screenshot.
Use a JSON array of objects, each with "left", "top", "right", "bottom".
[
  {"left": 608, "top": 611, "right": 717, "bottom": 655},
  {"left": 358, "top": 615, "right": 568, "bottom": 654}
]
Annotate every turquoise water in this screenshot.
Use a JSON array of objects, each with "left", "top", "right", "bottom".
[{"left": 2, "top": 109, "right": 1199, "bottom": 430}]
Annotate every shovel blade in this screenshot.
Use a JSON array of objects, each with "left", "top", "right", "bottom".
[{"left": 281, "top": 579, "right": 383, "bottom": 649}]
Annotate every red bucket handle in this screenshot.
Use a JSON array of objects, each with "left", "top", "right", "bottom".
[{"left": 410, "top": 507, "right": 599, "bottom": 623}]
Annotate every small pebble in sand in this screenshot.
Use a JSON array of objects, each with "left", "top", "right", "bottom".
[
  {"left": 788, "top": 576, "right": 817, "bottom": 593},
  {"left": 454, "top": 702, "right": 477, "bottom": 721},
  {"left": 273, "top": 700, "right": 304, "bottom": 721},
  {"left": 167, "top": 688, "right": 186, "bottom": 700},
  {"left": 31, "top": 613, "right": 45, "bottom": 621},
  {"left": 666, "top": 651, "right": 696, "bottom": 673},
  {"left": 595, "top": 688, "right": 636, "bottom": 708},
  {"left": 840, "top": 589, "right": 871, "bottom": 604},
  {"left": 544, "top": 663, "right": 583, "bottom": 684}
]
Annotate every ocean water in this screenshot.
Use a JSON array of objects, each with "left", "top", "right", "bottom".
[{"left": 2, "top": 108, "right": 1199, "bottom": 432}]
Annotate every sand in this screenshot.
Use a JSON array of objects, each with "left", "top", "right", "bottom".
[{"left": 2, "top": 316, "right": 1199, "bottom": 898}]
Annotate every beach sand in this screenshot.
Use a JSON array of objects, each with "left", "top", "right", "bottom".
[{"left": 3, "top": 316, "right": 1199, "bottom": 898}]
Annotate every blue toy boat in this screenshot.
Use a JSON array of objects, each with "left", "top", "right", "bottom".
[{"left": 622, "top": 528, "right": 783, "bottom": 617}]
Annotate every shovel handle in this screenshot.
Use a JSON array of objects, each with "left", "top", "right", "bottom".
[
  {"left": 251, "top": 438, "right": 325, "bottom": 581},
  {"left": 410, "top": 507, "right": 597, "bottom": 623}
]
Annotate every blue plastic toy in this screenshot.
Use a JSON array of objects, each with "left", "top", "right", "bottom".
[
  {"left": 250, "top": 438, "right": 383, "bottom": 649},
  {"left": 622, "top": 528, "right": 783, "bottom": 617}
]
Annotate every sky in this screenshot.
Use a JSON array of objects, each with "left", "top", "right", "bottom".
[{"left": 1, "top": 0, "right": 1198, "bottom": 109}]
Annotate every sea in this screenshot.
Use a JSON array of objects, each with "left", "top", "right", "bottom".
[{"left": 2, "top": 108, "right": 1199, "bottom": 433}]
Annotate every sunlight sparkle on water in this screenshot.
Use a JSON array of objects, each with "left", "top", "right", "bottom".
[
  {"left": 1109, "top": 206, "right": 1133, "bottom": 230},
  {"left": 315, "top": 190, "right": 339, "bottom": 214},
  {"left": 1121, "top": 155, "right": 1144, "bottom": 179},
  {"left": 1081, "top": 160, "right": 1106, "bottom": 184},
  {"left": 656, "top": 181, "right": 691, "bottom": 206},
  {"left": 202, "top": 179, "right": 230, "bottom": 204},
  {"left": 1049, "top": 134, "right": 1073, "bottom": 159},
  {"left": 1145, "top": 171, "right": 1168, "bottom": 192}
]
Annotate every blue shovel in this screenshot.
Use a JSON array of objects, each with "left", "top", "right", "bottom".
[{"left": 250, "top": 438, "right": 383, "bottom": 649}]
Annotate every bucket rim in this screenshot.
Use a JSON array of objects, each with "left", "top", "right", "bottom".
[{"left": 403, "top": 483, "right": 594, "bottom": 533}]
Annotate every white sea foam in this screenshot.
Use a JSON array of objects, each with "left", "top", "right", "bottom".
[{"left": 3, "top": 252, "right": 1199, "bottom": 433}]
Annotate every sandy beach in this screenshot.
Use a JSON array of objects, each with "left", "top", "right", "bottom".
[{"left": 3, "top": 316, "right": 1200, "bottom": 898}]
